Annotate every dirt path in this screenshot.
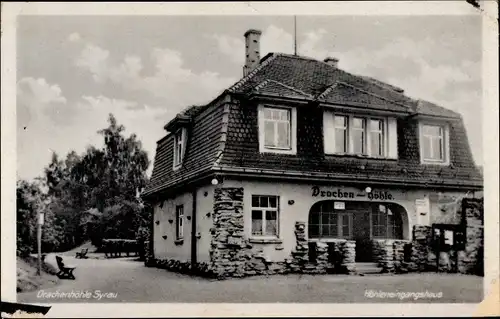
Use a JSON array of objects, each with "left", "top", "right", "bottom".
[{"left": 17, "top": 254, "right": 484, "bottom": 303}]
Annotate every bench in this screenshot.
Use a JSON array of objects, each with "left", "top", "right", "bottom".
[
  {"left": 75, "top": 248, "right": 88, "bottom": 259},
  {"left": 55, "top": 256, "right": 76, "bottom": 280}
]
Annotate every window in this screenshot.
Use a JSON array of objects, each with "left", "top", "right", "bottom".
[
  {"left": 352, "top": 117, "right": 366, "bottom": 154},
  {"left": 251, "top": 195, "right": 279, "bottom": 237},
  {"left": 175, "top": 205, "right": 184, "bottom": 239},
  {"left": 334, "top": 116, "right": 348, "bottom": 153},
  {"left": 372, "top": 204, "right": 402, "bottom": 239},
  {"left": 324, "top": 112, "right": 391, "bottom": 158},
  {"left": 264, "top": 107, "right": 290, "bottom": 149},
  {"left": 421, "top": 124, "right": 447, "bottom": 163},
  {"left": 173, "top": 128, "right": 186, "bottom": 168},
  {"left": 259, "top": 105, "right": 297, "bottom": 154},
  {"left": 308, "top": 201, "right": 352, "bottom": 239},
  {"left": 369, "top": 119, "right": 384, "bottom": 157}
]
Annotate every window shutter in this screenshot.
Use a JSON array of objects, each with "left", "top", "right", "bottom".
[
  {"left": 387, "top": 117, "right": 398, "bottom": 159},
  {"left": 323, "top": 112, "right": 336, "bottom": 154}
]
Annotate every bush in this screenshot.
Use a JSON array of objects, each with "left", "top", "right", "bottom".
[{"left": 100, "top": 238, "right": 138, "bottom": 258}]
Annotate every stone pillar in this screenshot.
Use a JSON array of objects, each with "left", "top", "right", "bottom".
[
  {"left": 393, "top": 240, "right": 408, "bottom": 273},
  {"left": 210, "top": 187, "right": 245, "bottom": 278},
  {"left": 306, "top": 241, "right": 328, "bottom": 274},
  {"left": 290, "top": 221, "right": 309, "bottom": 273},
  {"left": 381, "top": 240, "right": 395, "bottom": 273},
  {"left": 341, "top": 240, "right": 356, "bottom": 274},
  {"left": 409, "top": 225, "right": 432, "bottom": 272},
  {"left": 458, "top": 198, "right": 484, "bottom": 275}
]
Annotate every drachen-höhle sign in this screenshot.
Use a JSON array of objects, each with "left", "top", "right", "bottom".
[{"left": 311, "top": 186, "right": 394, "bottom": 200}]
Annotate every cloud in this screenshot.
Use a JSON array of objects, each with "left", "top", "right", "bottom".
[
  {"left": 17, "top": 77, "right": 68, "bottom": 128},
  {"left": 209, "top": 34, "right": 245, "bottom": 64},
  {"left": 75, "top": 43, "right": 110, "bottom": 83},
  {"left": 209, "top": 25, "right": 293, "bottom": 65},
  {"left": 17, "top": 85, "right": 171, "bottom": 180},
  {"left": 68, "top": 32, "right": 81, "bottom": 43},
  {"left": 74, "top": 40, "right": 236, "bottom": 111}
]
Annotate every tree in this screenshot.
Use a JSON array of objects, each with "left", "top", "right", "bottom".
[
  {"left": 21, "top": 113, "right": 151, "bottom": 253},
  {"left": 16, "top": 178, "right": 64, "bottom": 256}
]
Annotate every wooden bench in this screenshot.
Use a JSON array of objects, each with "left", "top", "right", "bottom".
[
  {"left": 55, "top": 256, "right": 76, "bottom": 280},
  {"left": 75, "top": 248, "right": 88, "bottom": 259}
]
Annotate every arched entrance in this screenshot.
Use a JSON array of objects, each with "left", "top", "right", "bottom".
[{"left": 308, "top": 200, "right": 407, "bottom": 262}]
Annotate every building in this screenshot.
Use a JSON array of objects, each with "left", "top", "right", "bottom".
[{"left": 142, "top": 29, "right": 483, "bottom": 278}]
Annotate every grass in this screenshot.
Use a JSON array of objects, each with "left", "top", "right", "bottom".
[{"left": 16, "top": 256, "right": 59, "bottom": 293}]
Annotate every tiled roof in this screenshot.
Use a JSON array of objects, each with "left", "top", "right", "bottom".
[
  {"left": 143, "top": 103, "right": 226, "bottom": 197},
  {"left": 229, "top": 53, "right": 419, "bottom": 111},
  {"left": 143, "top": 52, "right": 481, "bottom": 198},
  {"left": 250, "top": 79, "right": 313, "bottom": 100},
  {"left": 317, "top": 81, "right": 410, "bottom": 113},
  {"left": 415, "top": 99, "right": 461, "bottom": 118}
]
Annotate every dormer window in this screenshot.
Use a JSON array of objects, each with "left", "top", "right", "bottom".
[
  {"left": 324, "top": 111, "right": 397, "bottom": 159},
  {"left": 420, "top": 123, "right": 449, "bottom": 164},
  {"left": 258, "top": 105, "right": 297, "bottom": 154},
  {"left": 173, "top": 128, "right": 187, "bottom": 169}
]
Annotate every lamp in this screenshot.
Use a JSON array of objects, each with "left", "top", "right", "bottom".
[
  {"left": 365, "top": 187, "right": 372, "bottom": 193},
  {"left": 211, "top": 175, "right": 223, "bottom": 185}
]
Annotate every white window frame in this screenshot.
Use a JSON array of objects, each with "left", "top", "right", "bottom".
[
  {"left": 419, "top": 122, "right": 450, "bottom": 165},
  {"left": 258, "top": 105, "right": 297, "bottom": 155},
  {"left": 175, "top": 205, "right": 184, "bottom": 239},
  {"left": 334, "top": 115, "right": 349, "bottom": 154},
  {"left": 325, "top": 112, "right": 388, "bottom": 158},
  {"left": 250, "top": 195, "right": 280, "bottom": 238},
  {"left": 368, "top": 118, "right": 385, "bottom": 158},
  {"left": 351, "top": 117, "right": 366, "bottom": 155},
  {"left": 173, "top": 128, "right": 186, "bottom": 169}
]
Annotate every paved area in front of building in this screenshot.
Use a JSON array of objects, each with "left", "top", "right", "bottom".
[{"left": 17, "top": 254, "right": 483, "bottom": 303}]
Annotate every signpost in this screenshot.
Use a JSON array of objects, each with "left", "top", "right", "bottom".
[{"left": 37, "top": 212, "right": 44, "bottom": 276}]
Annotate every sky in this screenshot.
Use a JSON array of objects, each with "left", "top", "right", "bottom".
[{"left": 16, "top": 13, "right": 483, "bottom": 181}]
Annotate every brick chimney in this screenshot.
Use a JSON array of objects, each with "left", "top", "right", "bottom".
[
  {"left": 324, "top": 57, "right": 339, "bottom": 68},
  {"left": 243, "top": 29, "right": 262, "bottom": 76}
]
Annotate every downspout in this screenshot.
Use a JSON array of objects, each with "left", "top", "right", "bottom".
[{"left": 191, "top": 188, "right": 197, "bottom": 264}]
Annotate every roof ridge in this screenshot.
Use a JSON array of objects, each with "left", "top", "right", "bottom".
[
  {"left": 228, "top": 53, "right": 279, "bottom": 93},
  {"left": 316, "top": 83, "right": 338, "bottom": 100},
  {"left": 361, "top": 75, "right": 405, "bottom": 94},
  {"left": 262, "top": 79, "right": 314, "bottom": 98},
  {"left": 253, "top": 79, "right": 271, "bottom": 91},
  {"left": 336, "top": 81, "right": 412, "bottom": 109}
]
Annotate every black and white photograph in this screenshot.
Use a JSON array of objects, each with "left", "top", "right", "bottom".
[{"left": 2, "top": 1, "right": 499, "bottom": 317}]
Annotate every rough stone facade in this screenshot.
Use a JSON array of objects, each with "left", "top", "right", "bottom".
[
  {"left": 372, "top": 239, "right": 410, "bottom": 273},
  {"left": 289, "top": 221, "right": 309, "bottom": 273},
  {"left": 209, "top": 187, "right": 246, "bottom": 278},
  {"left": 458, "top": 199, "right": 484, "bottom": 275},
  {"left": 408, "top": 225, "right": 432, "bottom": 271}
]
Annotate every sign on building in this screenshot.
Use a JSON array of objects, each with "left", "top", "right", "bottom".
[
  {"left": 334, "top": 202, "right": 345, "bottom": 210},
  {"left": 416, "top": 197, "right": 430, "bottom": 225}
]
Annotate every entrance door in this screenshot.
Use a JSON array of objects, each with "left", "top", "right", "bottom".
[
  {"left": 338, "top": 213, "right": 352, "bottom": 238},
  {"left": 351, "top": 205, "right": 373, "bottom": 262}
]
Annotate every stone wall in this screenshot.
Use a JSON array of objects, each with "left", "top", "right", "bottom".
[
  {"left": 404, "top": 198, "right": 483, "bottom": 276},
  {"left": 289, "top": 221, "right": 309, "bottom": 273},
  {"left": 458, "top": 198, "right": 484, "bottom": 275},
  {"left": 408, "top": 225, "right": 432, "bottom": 272},
  {"left": 372, "top": 239, "right": 410, "bottom": 273},
  {"left": 209, "top": 187, "right": 246, "bottom": 278}
]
